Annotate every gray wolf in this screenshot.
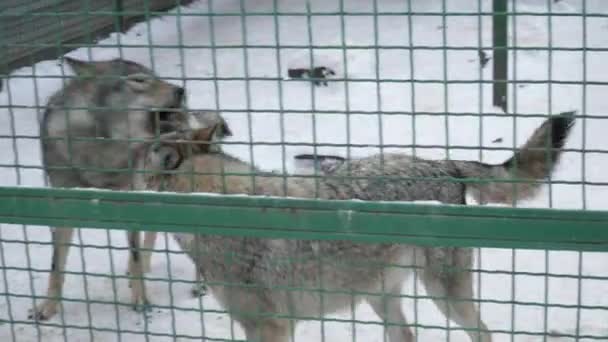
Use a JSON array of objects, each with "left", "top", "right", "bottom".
[
  {"left": 140, "top": 110, "right": 232, "bottom": 296},
  {"left": 135, "top": 112, "right": 575, "bottom": 342},
  {"left": 33, "top": 56, "right": 190, "bottom": 320}
]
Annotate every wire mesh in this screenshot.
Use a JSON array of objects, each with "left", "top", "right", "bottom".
[{"left": 0, "top": 1, "right": 607, "bottom": 341}]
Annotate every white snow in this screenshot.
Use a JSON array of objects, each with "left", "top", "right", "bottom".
[{"left": 1, "top": 0, "right": 608, "bottom": 341}]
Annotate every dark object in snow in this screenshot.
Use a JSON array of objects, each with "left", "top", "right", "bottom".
[
  {"left": 492, "top": 137, "right": 503, "bottom": 143},
  {"left": 288, "top": 68, "right": 310, "bottom": 79},
  {"left": 294, "top": 153, "right": 346, "bottom": 174},
  {"left": 311, "top": 66, "right": 336, "bottom": 86},
  {"left": 294, "top": 154, "right": 345, "bottom": 162},
  {"left": 478, "top": 50, "right": 491, "bottom": 68},
  {"left": 288, "top": 66, "right": 336, "bottom": 86}
]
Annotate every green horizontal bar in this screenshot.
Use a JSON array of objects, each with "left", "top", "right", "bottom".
[
  {"left": 2, "top": 73, "right": 603, "bottom": 86},
  {"left": 3, "top": 133, "right": 608, "bottom": 154},
  {"left": 5, "top": 107, "right": 608, "bottom": 121},
  {"left": 0, "top": 187, "right": 607, "bottom": 251},
  {"left": 2, "top": 43, "right": 603, "bottom": 52},
  {"left": 0, "top": 141, "right": 601, "bottom": 155},
  {"left": 1, "top": 315, "right": 604, "bottom": 341},
  {"left": 0, "top": 11, "right": 604, "bottom": 18}
]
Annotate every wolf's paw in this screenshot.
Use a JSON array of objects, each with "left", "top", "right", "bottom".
[
  {"left": 131, "top": 294, "right": 151, "bottom": 313},
  {"left": 191, "top": 283, "right": 208, "bottom": 297},
  {"left": 28, "top": 300, "right": 59, "bottom": 321}
]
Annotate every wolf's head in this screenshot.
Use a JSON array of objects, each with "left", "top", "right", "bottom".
[
  {"left": 64, "top": 57, "right": 188, "bottom": 135},
  {"left": 133, "top": 124, "right": 221, "bottom": 190}
]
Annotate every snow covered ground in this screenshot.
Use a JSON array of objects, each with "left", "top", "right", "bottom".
[{"left": 1, "top": 0, "right": 608, "bottom": 341}]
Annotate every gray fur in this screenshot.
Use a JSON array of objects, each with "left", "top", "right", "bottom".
[
  {"left": 189, "top": 111, "right": 233, "bottom": 156},
  {"left": 189, "top": 111, "right": 233, "bottom": 142},
  {"left": 41, "top": 57, "right": 189, "bottom": 189},
  {"left": 136, "top": 112, "right": 575, "bottom": 342},
  {"left": 324, "top": 111, "right": 576, "bottom": 205},
  {"left": 140, "top": 112, "right": 233, "bottom": 296},
  {"left": 33, "top": 57, "right": 191, "bottom": 321}
]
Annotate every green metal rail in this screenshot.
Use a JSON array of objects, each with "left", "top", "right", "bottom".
[
  {"left": 0, "top": 186, "right": 606, "bottom": 251},
  {"left": 1, "top": 1, "right": 607, "bottom": 341}
]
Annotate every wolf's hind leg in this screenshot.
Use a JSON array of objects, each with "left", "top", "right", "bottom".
[
  {"left": 422, "top": 248, "right": 492, "bottom": 342},
  {"left": 366, "top": 282, "right": 414, "bottom": 342},
  {"left": 243, "top": 321, "right": 291, "bottom": 342}
]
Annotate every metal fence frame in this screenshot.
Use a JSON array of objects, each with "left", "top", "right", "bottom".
[{"left": 1, "top": 0, "right": 607, "bottom": 341}]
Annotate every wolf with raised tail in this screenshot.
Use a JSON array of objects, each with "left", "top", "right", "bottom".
[{"left": 136, "top": 112, "right": 575, "bottom": 342}]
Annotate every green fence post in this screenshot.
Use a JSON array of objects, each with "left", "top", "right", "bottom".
[{"left": 493, "top": 0, "right": 508, "bottom": 113}]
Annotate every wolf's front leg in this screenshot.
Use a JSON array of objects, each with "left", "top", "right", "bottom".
[
  {"left": 141, "top": 231, "right": 157, "bottom": 273},
  {"left": 29, "top": 227, "right": 75, "bottom": 320},
  {"left": 127, "top": 231, "right": 150, "bottom": 311}
]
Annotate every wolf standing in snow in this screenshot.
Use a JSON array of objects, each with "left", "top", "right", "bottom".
[
  {"left": 140, "top": 110, "right": 233, "bottom": 296},
  {"left": 33, "top": 57, "right": 191, "bottom": 320},
  {"left": 136, "top": 112, "right": 575, "bottom": 342}
]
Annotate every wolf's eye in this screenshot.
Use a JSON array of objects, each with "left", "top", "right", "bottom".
[
  {"left": 126, "top": 73, "right": 152, "bottom": 91},
  {"left": 128, "top": 74, "right": 149, "bottom": 83}
]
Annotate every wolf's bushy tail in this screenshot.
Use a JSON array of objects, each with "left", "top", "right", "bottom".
[{"left": 457, "top": 111, "right": 576, "bottom": 204}]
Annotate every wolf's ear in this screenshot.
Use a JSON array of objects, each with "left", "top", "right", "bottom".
[
  {"left": 189, "top": 124, "right": 219, "bottom": 153},
  {"left": 219, "top": 118, "right": 233, "bottom": 137},
  {"left": 64, "top": 57, "right": 97, "bottom": 76},
  {"left": 191, "top": 124, "right": 219, "bottom": 142}
]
